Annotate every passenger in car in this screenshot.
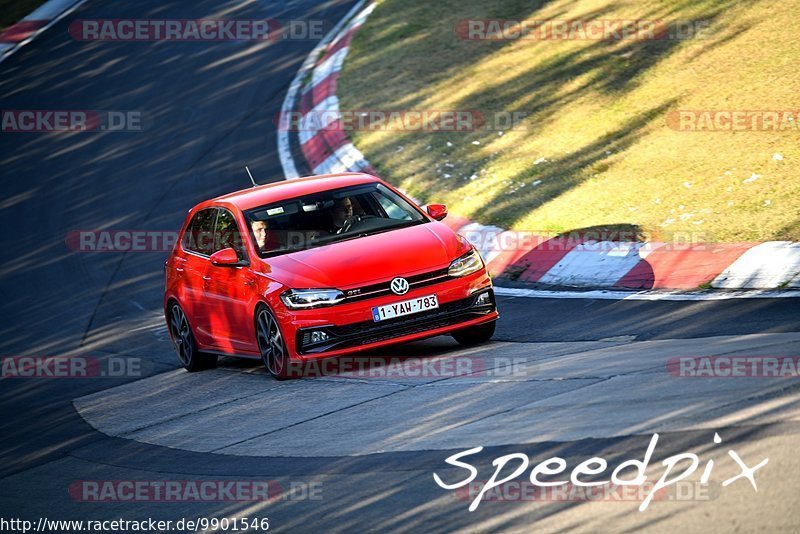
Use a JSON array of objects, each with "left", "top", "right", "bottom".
[{"left": 251, "top": 220, "right": 268, "bottom": 253}]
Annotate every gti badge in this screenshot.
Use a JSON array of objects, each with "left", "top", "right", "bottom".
[{"left": 390, "top": 277, "right": 410, "bottom": 295}]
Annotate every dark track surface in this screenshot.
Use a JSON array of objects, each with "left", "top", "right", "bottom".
[{"left": 1, "top": 1, "right": 798, "bottom": 532}]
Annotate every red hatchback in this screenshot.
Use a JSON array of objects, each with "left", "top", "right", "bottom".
[{"left": 164, "top": 173, "right": 498, "bottom": 378}]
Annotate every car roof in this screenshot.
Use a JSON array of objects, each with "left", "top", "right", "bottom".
[{"left": 206, "top": 172, "right": 381, "bottom": 211}]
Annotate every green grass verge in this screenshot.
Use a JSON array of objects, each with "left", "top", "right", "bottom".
[{"left": 338, "top": 0, "right": 800, "bottom": 242}]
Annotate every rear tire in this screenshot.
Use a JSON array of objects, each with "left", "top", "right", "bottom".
[
  {"left": 452, "top": 321, "right": 496, "bottom": 346},
  {"left": 168, "top": 302, "right": 217, "bottom": 372}
]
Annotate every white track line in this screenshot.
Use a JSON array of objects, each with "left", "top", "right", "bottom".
[
  {"left": 278, "top": 0, "right": 369, "bottom": 180},
  {"left": 494, "top": 286, "right": 800, "bottom": 301},
  {"left": 0, "top": 0, "right": 89, "bottom": 65}
]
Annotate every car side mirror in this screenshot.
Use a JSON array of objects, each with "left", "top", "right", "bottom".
[
  {"left": 210, "top": 247, "right": 241, "bottom": 266},
  {"left": 426, "top": 203, "right": 448, "bottom": 221}
]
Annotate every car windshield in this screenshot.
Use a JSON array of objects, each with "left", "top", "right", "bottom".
[{"left": 245, "top": 182, "right": 427, "bottom": 257}]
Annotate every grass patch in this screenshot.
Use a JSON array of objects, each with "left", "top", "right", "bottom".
[
  {"left": 339, "top": 0, "right": 800, "bottom": 242},
  {"left": 0, "top": 0, "right": 46, "bottom": 32}
]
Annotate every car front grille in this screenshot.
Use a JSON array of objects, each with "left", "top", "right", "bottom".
[
  {"left": 341, "top": 267, "right": 452, "bottom": 303},
  {"left": 296, "top": 290, "right": 496, "bottom": 354}
]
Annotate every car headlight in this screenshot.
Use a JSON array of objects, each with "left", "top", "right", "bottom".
[
  {"left": 280, "top": 289, "right": 346, "bottom": 309},
  {"left": 448, "top": 248, "right": 484, "bottom": 277}
]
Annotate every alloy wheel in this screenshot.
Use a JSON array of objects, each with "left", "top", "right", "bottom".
[
  {"left": 169, "top": 304, "right": 193, "bottom": 366},
  {"left": 257, "top": 308, "right": 287, "bottom": 377}
]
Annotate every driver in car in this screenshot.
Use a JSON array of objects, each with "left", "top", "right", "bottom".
[{"left": 332, "top": 197, "right": 358, "bottom": 234}]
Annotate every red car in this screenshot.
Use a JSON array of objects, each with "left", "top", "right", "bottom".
[{"left": 164, "top": 173, "right": 498, "bottom": 378}]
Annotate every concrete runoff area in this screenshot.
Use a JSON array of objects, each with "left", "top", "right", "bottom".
[{"left": 75, "top": 333, "right": 800, "bottom": 457}]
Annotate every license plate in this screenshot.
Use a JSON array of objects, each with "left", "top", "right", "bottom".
[{"left": 372, "top": 294, "right": 439, "bottom": 322}]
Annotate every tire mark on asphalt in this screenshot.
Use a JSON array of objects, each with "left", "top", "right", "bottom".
[
  {"left": 89, "top": 381, "right": 291, "bottom": 438},
  {"left": 56, "top": 420, "right": 800, "bottom": 478},
  {"left": 210, "top": 387, "right": 413, "bottom": 452}
]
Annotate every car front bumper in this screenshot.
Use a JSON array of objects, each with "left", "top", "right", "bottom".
[
  {"left": 280, "top": 269, "right": 497, "bottom": 359},
  {"left": 297, "top": 288, "right": 497, "bottom": 354}
]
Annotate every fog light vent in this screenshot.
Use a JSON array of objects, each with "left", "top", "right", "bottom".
[
  {"left": 475, "top": 292, "right": 492, "bottom": 306},
  {"left": 311, "top": 331, "right": 330, "bottom": 343},
  {"left": 303, "top": 330, "right": 331, "bottom": 346}
]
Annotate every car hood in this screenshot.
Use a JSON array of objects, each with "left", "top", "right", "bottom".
[{"left": 262, "top": 221, "right": 471, "bottom": 289}]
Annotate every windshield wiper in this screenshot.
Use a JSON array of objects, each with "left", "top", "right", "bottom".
[
  {"left": 328, "top": 232, "right": 371, "bottom": 244},
  {"left": 364, "top": 220, "right": 426, "bottom": 236}
]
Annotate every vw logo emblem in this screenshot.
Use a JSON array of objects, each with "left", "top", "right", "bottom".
[{"left": 390, "top": 277, "right": 409, "bottom": 295}]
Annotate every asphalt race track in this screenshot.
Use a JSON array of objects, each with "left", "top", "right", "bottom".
[{"left": 1, "top": 1, "right": 799, "bottom": 532}]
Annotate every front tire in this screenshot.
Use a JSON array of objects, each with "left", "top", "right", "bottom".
[
  {"left": 256, "top": 305, "right": 292, "bottom": 380},
  {"left": 168, "top": 302, "right": 217, "bottom": 371},
  {"left": 452, "top": 321, "right": 496, "bottom": 346}
]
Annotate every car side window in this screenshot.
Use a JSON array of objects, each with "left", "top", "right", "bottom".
[
  {"left": 374, "top": 192, "right": 412, "bottom": 220},
  {"left": 214, "top": 209, "right": 246, "bottom": 261},
  {"left": 183, "top": 208, "right": 217, "bottom": 256}
]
